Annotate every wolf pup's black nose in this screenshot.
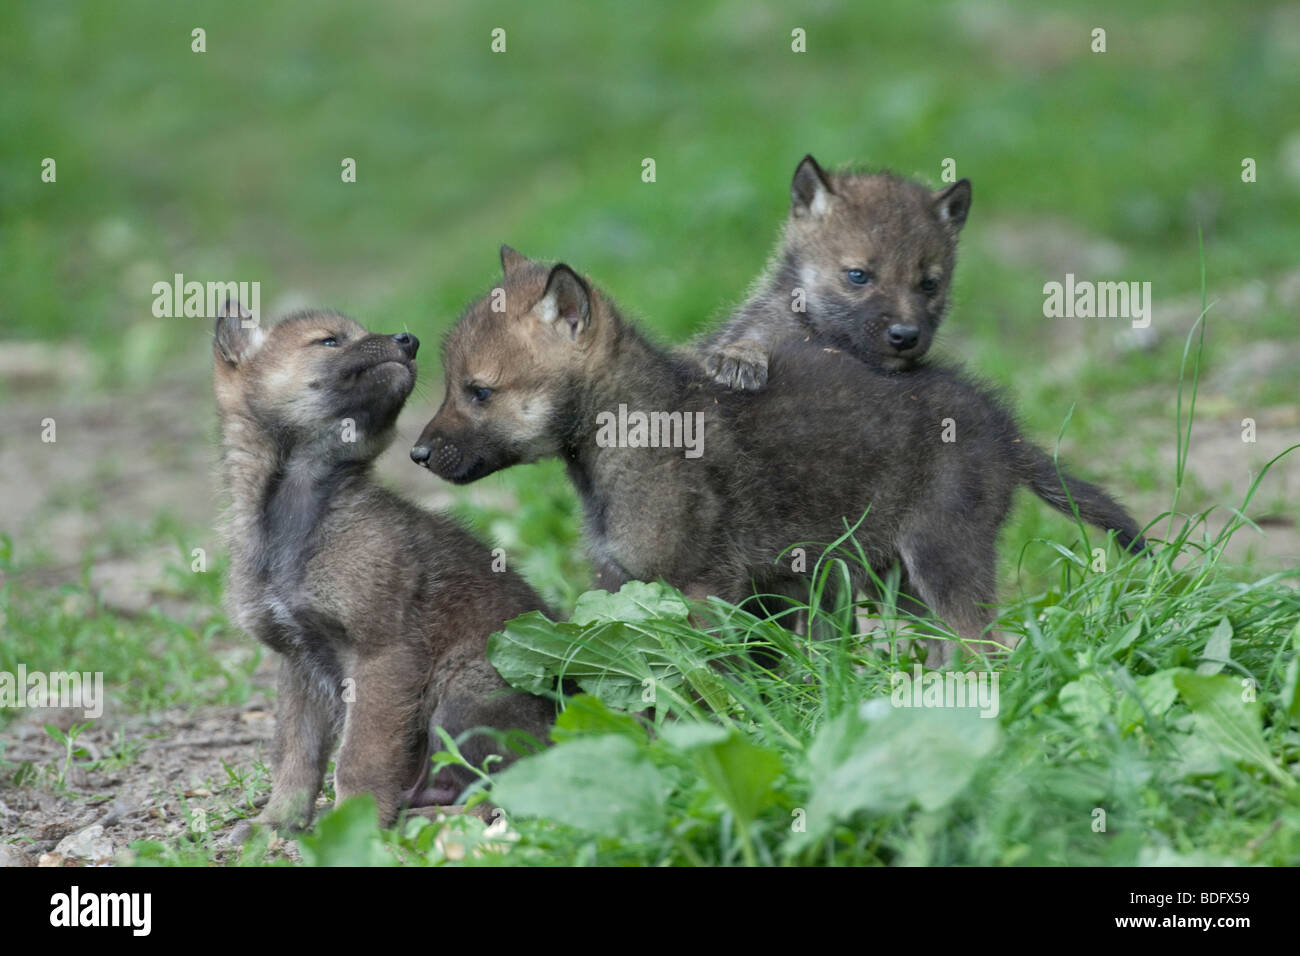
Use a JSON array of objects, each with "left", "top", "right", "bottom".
[
  {"left": 393, "top": 332, "right": 419, "bottom": 359},
  {"left": 886, "top": 325, "right": 919, "bottom": 350},
  {"left": 410, "top": 443, "right": 431, "bottom": 464}
]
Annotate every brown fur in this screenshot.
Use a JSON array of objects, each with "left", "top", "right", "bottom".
[
  {"left": 213, "top": 301, "right": 553, "bottom": 828},
  {"left": 700, "top": 155, "right": 970, "bottom": 387},
  {"left": 412, "top": 252, "right": 1146, "bottom": 665}
]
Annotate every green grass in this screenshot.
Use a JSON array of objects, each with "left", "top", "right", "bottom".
[
  {"left": 3, "top": 1, "right": 1297, "bottom": 374},
  {"left": 181, "top": 505, "right": 1300, "bottom": 866},
  {"left": 0, "top": 537, "right": 257, "bottom": 722}
]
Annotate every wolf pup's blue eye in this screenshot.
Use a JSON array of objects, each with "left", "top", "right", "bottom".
[
  {"left": 318, "top": 337, "right": 339, "bottom": 347},
  {"left": 468, "top": 385, "right": 493, "bottom": 403},
  {"left": 919, "top": 278, "right": 939, "bottom": 294},
  {"left": 846, "top": 269, "right": 871, "bottom": 286}
]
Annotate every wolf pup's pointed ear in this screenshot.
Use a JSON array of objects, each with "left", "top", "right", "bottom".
[
  {"left": 214, "top": 298, "right": 263, "bottom": 366},
  {"left": 532, "top": 264, "right": 591, "bottom": 341},
  {"left": 934, "top": 179, "right": 972, "bottom": 231},
  {"left": 791, "top": 154, "right": 834, "bottom": 217},
  {"left": 500, "top": 244, "right": 532, "bottom": 277}
]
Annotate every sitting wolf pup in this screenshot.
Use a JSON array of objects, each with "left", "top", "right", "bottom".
[
  {"left": 212, "top": 301, "right": 553, "bottom": 828},
  {"left": 411, "top": 250, "right": 1145, "bottom": 662},
  {"left": 700, "top": 154, "right": 971, "bottom": 389}
]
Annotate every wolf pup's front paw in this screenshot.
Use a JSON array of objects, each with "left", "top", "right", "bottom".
[{"left": 704, "top": 342, "right": 769, "bottom": 391}]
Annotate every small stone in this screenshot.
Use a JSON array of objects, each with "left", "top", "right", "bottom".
[
  {"left": 54, "top": 824, "right": 114, "bottom": 862},
  {"left": 225, "top": 820, "right": 254, "bottom": 846}
]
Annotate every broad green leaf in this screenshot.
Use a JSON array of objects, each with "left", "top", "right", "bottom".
[
  {"left": 552, "top": 693, "right": 647, "bottom": 744},
  {"left": 1195, "top": 617, "right": 1233, "bottom": 675},
  {"left": 487, "top": 583, "right": 716, "bottom": 711},
  {"left": 794, "top": 699, "right": 1000, "bottom": 846},
  {"left": 682, "top": 664, "right": 735, "bottom": 713},
  {"left": 570, "top": 581, "right": 691, "bottom": 626},
  {"left": 492, "top": 734, "right": 667, "bottom": 838},
  {"left": 1173, "top": 672, "right": 1294, "bottom": 787},
  {"left": 660, "top": 722, "right": 730, "bottom": 749},
  {"left": 1170, "top": 730, "right": 1228, "bottom": 779},
  {"left": 1060, "top": 674, "right": 1111, "bottom": 729},
  {"left": 298, "top": 794, "right": 393, "bottom": 867},
  {"left": 661, "top": 723, "right": 783, "bottom": 825},
  {"left": 488, "top": 611, "right": 671, "bottom": 710},
  {"left": 1117, "top": 667, "right": 1190, "bottom": 731}
]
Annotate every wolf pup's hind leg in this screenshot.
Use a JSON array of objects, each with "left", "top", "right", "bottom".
[{"left": 898, "top": 525, "right": 1000, "bottom": 666}]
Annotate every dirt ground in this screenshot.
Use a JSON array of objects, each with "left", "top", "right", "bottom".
[{"left": 0, "top": 683, "right": 282, "bottom": 866}]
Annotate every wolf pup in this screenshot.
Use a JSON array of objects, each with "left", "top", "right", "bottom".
[
  {"left": 700, "top": 154, "right": 970, "bottom": 389},
  {"left": 213, "top": 301, "right": 553, "bottom": 828},
  {"left": 411, "top": 250, "right": 1145, "bottom": 661}
]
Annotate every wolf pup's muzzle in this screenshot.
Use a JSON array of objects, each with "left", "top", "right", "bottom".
[{"left": 410, "top": 436, "right": 462, "bottom": 473}]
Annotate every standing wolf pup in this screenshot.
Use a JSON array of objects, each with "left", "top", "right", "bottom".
[
  {"left": 411, "top": 251, "right": 1145, "bottom": 662},
  {"left": 213, "top": 301, "right": 553, "bottom": 828},
  {"left": 699, "top": 156, "right": 1145, "bottom": 610},
  {"left": 700, "top": 154, "right": 970, "bottom": 389}
]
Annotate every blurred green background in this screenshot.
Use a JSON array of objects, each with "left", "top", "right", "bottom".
[
  {"left": 4, "top": 1, "right": 1298, "bottom": 351},
  {"left": 2, "top": 0, "right": 1298, "bottom": 587}
]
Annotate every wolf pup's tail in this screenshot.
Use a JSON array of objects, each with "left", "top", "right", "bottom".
[{"left": 1017, "top": 442, "right": 1148, "bottom": 554}]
